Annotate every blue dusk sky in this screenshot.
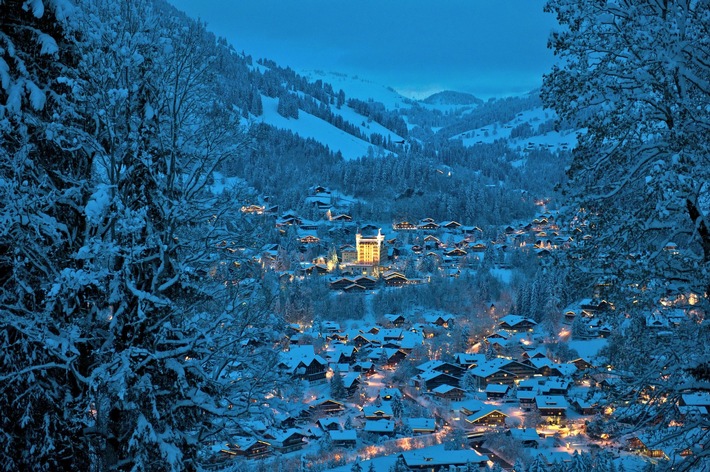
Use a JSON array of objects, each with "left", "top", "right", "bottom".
[{"left": 169, "top": 0, "right": 558, "bottom": 99}]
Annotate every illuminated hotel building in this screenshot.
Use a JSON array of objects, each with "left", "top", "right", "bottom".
[{"left": 355, "top": 228, "right": 385, "bottom": 266}]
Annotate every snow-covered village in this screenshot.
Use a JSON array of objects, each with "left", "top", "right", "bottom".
[{"left": 1, "top": 1, "right": 708, "bottom": 471}]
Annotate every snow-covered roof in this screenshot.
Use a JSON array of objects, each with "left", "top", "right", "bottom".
[
  {"left": 406, "top": 418, "right": 436, "bottom": 432},
  {"left": 362, "top": 404, "right": 393, "bottom": 418},
  {"left": 466, "top": 405, "right": 507, "bottom": 423},
  {"left": 535, "top": 395, "right": 569, "bottom": 409},
  {"left": 329, "top": 430, "right": 357, "bottom": 441},
  {"left": 509, "top": 428, "right": 541, "bottom": 442},
  {"left": 363, "top": 420, "right": 394, "bottom": 433},
  {"left": 432, "top": 384, "right": 462, "bottom": 394},
  {"left": 681, "top": 391, "right": 710, "bottom": 407},
  {"left": 399, "top": 446, "right": 488, "bottom": 467}
]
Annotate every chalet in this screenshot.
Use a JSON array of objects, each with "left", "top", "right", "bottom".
[
  {"left": 312, "top": 263, "right": 328, "bottom": 275},
  {"left": 417, "top": 360, "right": 465, "bottom": 378},
  {"left": 351, "top": 361, "right": 376, "bottom": 376},
  {"left": 540, "top": 378, "right": 572, "bottom": 395},
  {"left": 517, "top": 390, "right": 537, "bottom": 410},
  {"left": 414, "top": 370, "right": 460, "bottom": 392},
  {"left": 580, "top": 298, "right": 612, "bottom": 314},
  {"left": 276, "top": 214, "right": 302, "bottom": 228},
  {"left": 343, "top": 283, "right": 367, "bottom": 293},
  {"left": 297, "top": 230, "right": 320, "bottom": 245},
  {"left": 461, "top": 225, "right": 483, "bottom": 236},
  {"left": 342, "top": 372, "right": 361, "bottom": 397},
  {"left": 441, "top": 220, "right": 462, "bottom": 231},
  {"left": 241, "top": 204, "right": 265, "bottom": 214},
  {"left": 454, "top": 352, "right": 486, "bottom": 369},
  {"left": 470, "top": 243, "right": 487, "bottom": 252},
  {"left": 383, "top": 313, "right": 407, "bottom": 327},
  {"left": 627, "top": 436, "right": 665, "bottom": 458},
  {"left": 536, "top": 248, "right": 552, "bottom": 257},
  {"left": 498, "top": 314, "right": 538, "bottom": 332},
  {"left": 459, "top": 400, "right": 487, "bottom": 417},
  {"left": 311, "top": 399, "right": 345, "bottom": 416},
  {"left": 521, "top": 348, "right": 548, "bottom": 361},
  {"left": 535, "top": 395, "right": 569, "bottom": 421},
  {"left": 350, "top": 333, "right": 373, "bottom": 349},
  {"left": 444, "top": 247, "right": 467, "bottom": 258},
  {"left": 222, "top": 437, "right": 271, "bottom": 460},
  {"left": 378, "top": 328, "right": 405, "bottom": 342},
  {"left": 368, "top": 347, "right": 407, "bottom": 367},
  {"left": 326, "top": 345, "right": 356, "bottom": 364},
  {"left": 423, "top": 313, "right": 454, "bottom": 328},
  {"left": 393, "top": 221, "right": 417, "bottom": 231},
  {"left": 485, "top": 384, "right": 509, "bottom": 400},
  {"left": 329, "top": 430, "right": 357, "bottom": 448},
  {"left": 330, "top": 277, "right": 355, "bottom": 291},
  {"left": 330, "top": 213, "right": 352, "bottom": 223},
  {"left": 363, "top": 420, "right": 395, "bottom": 436},
  {"left": 418, "top": 218, "right": 440, "bottom": 230},
  {"left": 571, "top": 398, "right": 597, "bottom": 415},
  {"left": 398, "top": 448, "right": 489, "bottom": 471},
  {"left": 279, "top": 345, "right": 327, "bottom": 382},
  {"left": 263, "top": 429, "right": 306, "bottom": 454},
  {"left": 508, "top": 428, "right": 542, "bottom": 448},
  {"left": 465, "top": 405, "right": 508, "bottom": 427},
  {"left": 362, "top": 404, "right": 394, "bottom": 421},
  {"left": 353, "top": 275, "right": 377, "bottom": 290},
  {"left": 468, "top": 363, "right": 517, "bottom": 388},
  {"left": 317, "top": 418, "right": 342, "bottom": 431},
  {"left": 360, "top": 223, "right": 380, "bottom": 233},
  {"left": 569, "top": 357, "right": 595, "bottom": 371},
  {"left": 432, "top": 384, "right": 465, "bottom": 401},
  {"left": 384, "top": 272, "right": 409, "bottom": 286},
  {"left": 423, "top": 234, "right": 441, "bottom": 248},
  {"left": 473, "top": 358, "right": 537, "bottom": 387},
  {"left": 406, "top": 418, "right": 436, "bottom": 434},
  {"left": 321, "top": 321, "right": 341, "bottom": 333}
]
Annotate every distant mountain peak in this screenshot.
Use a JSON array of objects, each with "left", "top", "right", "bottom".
[{"left": 421, "top": 91, "right": 483, "bottom": 106}]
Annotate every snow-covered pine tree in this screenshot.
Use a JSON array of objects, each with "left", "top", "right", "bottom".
[
  {"left": 2, "top": 0, "right": 283, "bottom": 470},
  {"left": 0, "top": 0, "right": 93, "bottom": 469},
  {"left": 542, "top": 0, "right": 710, "bottom": 311},
  {"left": 330, "top": 367, "right": 346, "bottom": 400},
  {"left": 77, "top": 1, "right": 284, "bottom": 469},
  {"left": 542, "top": 3, "right": 710, "bottom": 469}
]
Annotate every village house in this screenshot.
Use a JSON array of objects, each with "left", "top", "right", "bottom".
[
  {"left": 432, "top": 384, "right": 465, "bottom": 402},
  {"left": 393, "top": 221, "right": 418, "bottom": 231},
  {"left": 329, "top": 429, "right": 357, "bottom": 448},
  {"left": 310, "top": 399, "right": 346, "bottom": 416},
  {"left": 499, "top": 314, "right": 538, "bottom": 332},
  {"left": 413, "top": 370, "right": 460, "bottom": 392},
  {"left": 508, "top": 428, "right": 542, "bottom": 448},
  {"left": 262, "top": 429, "right": 306, "bottom": 454},
  {"left": 406, "top": 418, "right": 436, "bottom": 435},
  {"left": 397, "top": 448, "right": 489, "bottom": 471},
  {"left": 362, "top": 404, "right": 394, "bottom": 421},
  {"left": 464, "top": 404, "right": 508, "bottom": 427},
  {"left": 221, "top": 437, "right": 271, "bottom": 460},
  {"left": 383, "top": 313, "right": 407, "bottom": 327},
  {"left": 363, "top": 420, "right": 395, "bottom": 436},
  {"left": 535, "top": 395, "right": 569, "bottom": 422},
  {"left": 279, "top": 345, "right": 327, "bottom": 382},
  {"left": 416, "top": 360, "right": 466, "bottom": 378}
]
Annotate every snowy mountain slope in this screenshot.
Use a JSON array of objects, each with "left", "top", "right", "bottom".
[
  {"left": 453, "top": 106, "right": 579, "bottom": 152},
  {"left": 258, "top": 95, "right": 378, "bottom": 160},
  {"left": 300, "top": 69, "right": 411, "bottom": 109}
]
